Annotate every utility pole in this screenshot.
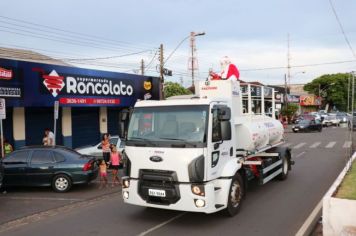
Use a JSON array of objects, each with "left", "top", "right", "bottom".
[
  {"left": 159, "top": 44, "right": 164, "bottom": 99},
  {"left": 180, "top": 76, "right": 183, "bottom": 86},
  {"left": 348, "top": 73, "right": 351, "bottom": 113},
  {"left": 287, "top": 33, "right": 291, "bottom": 89},
  {"left": 190, "top": 32, "right": 196, "bottom": 87},
  {"left": 140, "top": 59, "right": 144, "bottom": 75},
  {"left": 284, "top": 73, "right": 288, "bottom": 108}
]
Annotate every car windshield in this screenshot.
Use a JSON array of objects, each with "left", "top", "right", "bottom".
[
  {"left": 299, "top": 120, "right": 311, "bottom": 125},
  {"left": 127, "top": 105, "right": 209, "bottom": 148}
]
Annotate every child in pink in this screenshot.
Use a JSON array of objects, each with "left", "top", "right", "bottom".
[
  {"left": 99, "top": 160, "right": 108, "bottom": 188},
  {"left": 110, "top": 145, "right": 121, "bottom": 187}
]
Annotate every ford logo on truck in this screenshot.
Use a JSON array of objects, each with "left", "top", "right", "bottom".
[{"left": 149, "top": 156, "right": 163, "bottom": 162}]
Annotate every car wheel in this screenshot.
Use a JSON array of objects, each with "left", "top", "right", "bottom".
[
  {"left": 292, "top": 130, "right": 297, "bottom": 133},
  {"left": 52, "top": 174, "right": 72, "bottom": 193},
  {"left": 277, "top": 155, "right": 289, "bottom": 180},
  {"left": 224, "top": 173, "right": 244, "bottom": 217}
]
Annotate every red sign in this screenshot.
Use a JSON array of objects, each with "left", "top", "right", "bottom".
[
  {"left": 59, "top": 98, "right": 120, "bottom": 105},
  {"left": 300, "top": 95, "right": 321, "bottom": 106},
  {"left": 0, "top": 68, "right": 13, "bottom": 80}
]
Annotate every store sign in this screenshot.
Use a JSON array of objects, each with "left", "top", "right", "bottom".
[
  {"left": 300, "top": 95, "right": 321, "bottom": 106},
  {"left": 287, "top": 94, "right": 300, "bottom": 103},
  {"left": 0, "top": 68, "right": 12, "bottom": 80},
  {"left": 0, "top": 58, "right": 160, "bottom": 107}
]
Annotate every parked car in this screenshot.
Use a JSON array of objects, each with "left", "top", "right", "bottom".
[
  {"left": 1, "top": 146, "right": 98, "bottom": 192},
  {"left": 336, "top": 112, "right": 348, "bottom": 123},
  {"left": 76, "top": 135, "right": 123, "bottom": 158},
  {"left": 322, "top": 114, "right": 340, "bottom": 127},
  {"left": 292, "top": 119, "right": 322, "bottom": 133}
]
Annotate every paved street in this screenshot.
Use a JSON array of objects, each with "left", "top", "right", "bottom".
[{"left": 0, "top": 126, "right": 352, "bottom": 236}]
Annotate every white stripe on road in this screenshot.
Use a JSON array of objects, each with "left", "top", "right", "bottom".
[
  {"left": 3, "top": 196, "right": 83, "bottom": 201},
  {"left": 293, "top": 143, "right": 306, "bottom": 149},
  {"left": 325, "top": 141, "right": 336, "bottom": 148},
  {"left": 310, "top": 142, "right": 321, "bottom": 148},
  {"left": 282, "top": 142, "right": 291, "bottom": 147},
  {"left": 295, "top": 151, "right": 306, "bottom": 158},
  {"left": 343, "top": 141, "right": 352, "bottom": 148},
  {"left": 137, "top": 213, "right": 186, "bottom": 236}
]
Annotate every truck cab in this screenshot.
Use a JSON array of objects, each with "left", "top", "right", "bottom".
[{"left": 121, "top": 80, "right": 292, "bottom": 216}]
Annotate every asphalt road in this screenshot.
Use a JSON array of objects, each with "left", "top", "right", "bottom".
[{"left": 1, "top": 126, "right": 352, "bottom": 236}]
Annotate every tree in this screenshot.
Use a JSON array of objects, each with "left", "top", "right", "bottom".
[
  {"left": 281, "top": 103, "right": 298, "bottom": 121},
  {"left": 303, "top": 73, "right": 350, "bottom": 111},
  {"left": 164, "top": 82, "right": 192, "bottom": 98}
]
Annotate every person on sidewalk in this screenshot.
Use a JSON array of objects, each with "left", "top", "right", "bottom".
[
  {"left": 101, "top": 134, "right": 111, "bottom": 164},
  {"left": 44, "top": 128, "right": 55, "bottom": 146},
  {"left": 99, "top": 160, "right": 108, "bottom": 189},
  {"left": 109, "top": 145, "right": 121, "bottom": 187}
]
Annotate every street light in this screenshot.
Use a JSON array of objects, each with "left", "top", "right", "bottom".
[{"left": 164, "top": 32, "right": 206, "bottom": 86}]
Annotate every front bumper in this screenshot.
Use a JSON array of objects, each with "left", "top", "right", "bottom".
[{"left": 122, "top": 178, "right": 231, "bottom": 214}]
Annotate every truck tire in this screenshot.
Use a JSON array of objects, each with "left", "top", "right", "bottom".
[
  {"left": 224, "top": 172, "right": 244, "bottom": 217},
  {"left": 277, "top": 155, "right": 289, "bottom": 181}
]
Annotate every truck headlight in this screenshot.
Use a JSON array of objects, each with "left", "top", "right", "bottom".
[
  {"left": 122, "top": 178, "right": 130, "bottom": 188},
  {"left": 123, "top": 191, "right": 129, "bottom": 199},
  {"left": 194, "top": 199, "right": 205, "bottom": 208},
  {"left": 191, "top": 184, "right": 205, "bottom": 196}
]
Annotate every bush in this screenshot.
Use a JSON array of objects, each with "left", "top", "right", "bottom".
[{"left": 281, "top": 103, "right": 298, "bottom": 122}]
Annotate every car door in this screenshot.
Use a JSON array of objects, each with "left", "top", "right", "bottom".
[
  {"left": 207, "top": 105, "right": 234, "bottom": 180},
  {"left": 27, "top": 150, "right": 56, "bottom": 186},
  {"left": 2, "top": 150, "right": 30, "bottom": 186}
]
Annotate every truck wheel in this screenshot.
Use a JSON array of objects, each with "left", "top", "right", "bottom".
[
  {"left": 277, "top": 155, "right": 289, "bottom": 181},
  {"left": 52, "top": 174, "right": 72, "bottom": 192},
  {"left": 224, "top": 173, "right": 244, "bottom": 217}
]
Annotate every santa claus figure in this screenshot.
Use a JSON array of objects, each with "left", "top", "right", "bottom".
[{"left": 210, "top": 56, "right": 240, "bottom": 80}]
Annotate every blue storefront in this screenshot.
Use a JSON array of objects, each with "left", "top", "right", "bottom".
[{"left": 0, "top": 58, "right": 160, "bottom": 148}]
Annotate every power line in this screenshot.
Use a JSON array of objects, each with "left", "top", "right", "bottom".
[
  {"left": 0, "top": 15, "right": 155, "bottom": 51},
  {"left": 328, "top": 0, "right": 356, "bottom": 59}
]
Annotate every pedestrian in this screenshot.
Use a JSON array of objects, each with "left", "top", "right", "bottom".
[
  {"left": 3, "top": 139, "right": 13, "bottom": 156},
  {"left": 44, "top": 128, "right": 55, "bottom": 146},
  {"left": 42, "top": 133, "right": 48, "bottom": 146},
  {"left": 110, "top": 145, "right": 121, "bottom": 187},
  {"left": 101, "top": 134, "right": 111, "bottom": 163},
  {"left": 99, "top": 160, "right": 108, "bottom": 189}
]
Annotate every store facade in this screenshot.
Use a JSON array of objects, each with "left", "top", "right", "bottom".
[{"left": 0, "top": 58, "right": 160, "bottom": 149}]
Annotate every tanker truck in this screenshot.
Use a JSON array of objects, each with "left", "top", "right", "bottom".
[{"left": 121, "top": 79, "right": 293, "bottom": 216}]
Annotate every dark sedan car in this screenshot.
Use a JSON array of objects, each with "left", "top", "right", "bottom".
[
  {"left": 292, "top": 119, "right": 322, "bottom": 133},
  {"left": 1, "top": 146, "right": 98, "bottom": 192}
]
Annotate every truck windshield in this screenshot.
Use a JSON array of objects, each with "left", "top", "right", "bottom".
[{"left": 127, "top": 105, "right": 209, "bottom": 148}]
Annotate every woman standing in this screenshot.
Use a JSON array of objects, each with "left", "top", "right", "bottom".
[{"left": 101, "top": 134, "right": 111, "bottom": 163}]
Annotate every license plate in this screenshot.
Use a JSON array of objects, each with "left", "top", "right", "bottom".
[
  {"left": 148, "top": 189, "right": 166, "bottom": 197},
  {"left": 294, "top": 128, "right": 299, "bottom": 131}
]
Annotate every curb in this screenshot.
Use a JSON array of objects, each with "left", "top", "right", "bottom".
[{"left": 295, "top": 200, "right": 322, "bottom": 236}]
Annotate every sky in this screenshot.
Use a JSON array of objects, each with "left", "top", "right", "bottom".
[{"left": 0, "top": 0, "right": 356, "bottom": 87}]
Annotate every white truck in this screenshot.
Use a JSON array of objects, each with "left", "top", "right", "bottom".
[{"left": 121, "top": 79, "right": 293, "bottom": 216}]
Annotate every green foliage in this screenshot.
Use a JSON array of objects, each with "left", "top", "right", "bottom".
[
  {"left": 281, "top": 103, "right": 298, "bottom": 119},
  {"left": 303, "top": 73, "right": 350, "bottom": 111},
  {"left": 164, "top": 82, "right": 192, "bottom": 98}
]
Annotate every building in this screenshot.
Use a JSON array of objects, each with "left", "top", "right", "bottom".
[{"left": 0, "top": 49, "right": 160, "bottom": 149}]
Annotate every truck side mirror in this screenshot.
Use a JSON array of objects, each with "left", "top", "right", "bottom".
[
  {"left": 221, "top": 121, "right": 231, "bottom": 140},
  {"left": 218, "top": 107, "right": 231, "bottom": 121}
]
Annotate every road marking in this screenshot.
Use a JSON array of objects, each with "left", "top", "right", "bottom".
[
  {"left": 310, "top": 142, "right": 321, "bottom": 148},
  {"left": 137, "top": 212, "right": 186, "bottom": 236},
  {"left": 282, "top": 142, "right": 291, "bottom": 147},
  {"left": 293, "top": 142, "right": 306, "bottom": 149},
  {"left": 343, "top": 141, "right": 352, "bottom": 148},
  {"left": 295, "top": 151, "right": 306, "bottom": 158},
  {"left": 2, "top": 196, "right": 83, "bottom": 201},
  {"left": 296, "top": 200, "right": 322, "bottom": 236},
  {"left": 325, "top": 141, "right": 336, "bottom": 148}
]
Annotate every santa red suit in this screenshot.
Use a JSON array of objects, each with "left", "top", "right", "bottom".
[{"left": 210, "top": 56, "right": 240, "bottom": 80}]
